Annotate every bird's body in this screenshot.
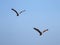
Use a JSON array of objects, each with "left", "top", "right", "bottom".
[{"left": 33, "top": 27, "right": 48, "bottom": 36}]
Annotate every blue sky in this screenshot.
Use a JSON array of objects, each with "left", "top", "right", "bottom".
[{"left": 0, "top": 0, "right": 60, "bottom": 45}]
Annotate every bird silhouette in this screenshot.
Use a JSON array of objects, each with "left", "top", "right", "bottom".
[
  {"left": 33, "top": 27, "right": 48, "bottom": 36},
  {"left": 11, "top": 8, "right": 26, "bottom": 16}
]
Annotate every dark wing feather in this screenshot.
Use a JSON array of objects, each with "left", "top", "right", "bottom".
[
  {"left": 43, "top": 29, "right": 48, "bottom": 33},
  {"left": 20, "top": 10, "right": 26, "bottom": 14},
  {"left": 33, "top": 28, "right": 42, "bottom": 35},
  {"left": 11, "top": 8, "right": 19, "bottom": 16}
]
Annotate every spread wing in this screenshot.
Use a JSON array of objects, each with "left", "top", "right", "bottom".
[
  {"left": 43, "top": 29, "right": 48, "bottom": 33},
  {"left": 11, "top": 8, "right": 19, "bottom": 16},
  {"left": 33, "top": 28, "right": 42, "bottom": 35},
  {"left": 19, "top": 10, "right": 26, "bottom": 14}
]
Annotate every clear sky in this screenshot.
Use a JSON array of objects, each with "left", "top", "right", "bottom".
[{"left": 0, "top": 0, "right": 60, "bottom": 45}]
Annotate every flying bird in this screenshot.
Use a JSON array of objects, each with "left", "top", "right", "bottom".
[
  {"left": 11, "top": 8, "right": 26, "bottom": 16},
  {"left": 33, "top": 27, "right": 48, "bottom": 36}
]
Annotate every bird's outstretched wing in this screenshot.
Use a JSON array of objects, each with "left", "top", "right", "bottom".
[
  {"left": 19, "top": 10, "right": 26, "bottom": 14},
  {"left": 43, "top": 29, "right": 48, "bottom": 33},
  {"left": 11, "top": 8, "right": 19, "bottom": 16},
  {"left": 33, "top": 27, "right": 42, "bottom": 36}
]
